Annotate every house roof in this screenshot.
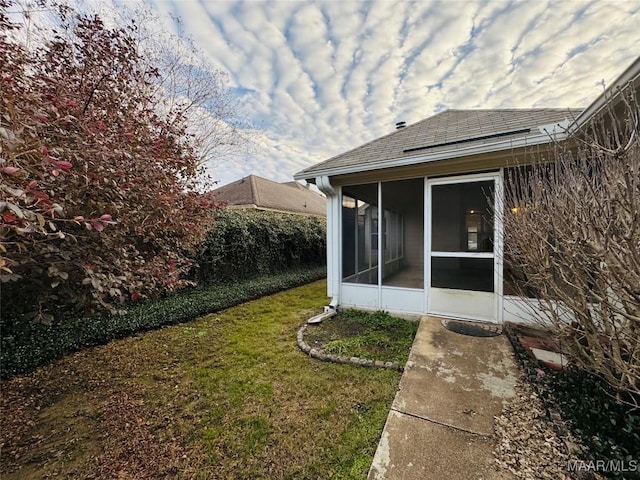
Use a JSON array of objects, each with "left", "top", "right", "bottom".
[
  {"left": 571, "top": 57, "right": 640, "bottom": 131},
  {"left": 212, "top": 174, "right": 326, "bottom": 216},
  {"left": 294, "top": 108, "right": 582, "bottom": 180}
]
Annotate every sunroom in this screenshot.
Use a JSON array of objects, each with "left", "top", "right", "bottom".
[
  {"left": 336, "top": 171, "right": 504, "bottom": 322},
  {"left": 294, "top": 58, "right": 640, "bottom": 325},
  {"left": 297, "top": 108, "right": 579, "bottom": 324}
]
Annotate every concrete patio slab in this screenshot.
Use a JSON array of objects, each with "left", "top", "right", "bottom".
[
  {"left": 368, "top": 316, "right": 519, "bottom": 479},
  {"left": 369, "top": 410, "right": 513, "bottom": 480}
]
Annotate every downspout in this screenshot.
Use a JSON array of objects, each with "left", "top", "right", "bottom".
[{"left": 315, "top": 175, "right": 340, "bottom": 312}]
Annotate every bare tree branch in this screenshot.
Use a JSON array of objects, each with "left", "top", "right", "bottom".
[{"left": 501, "top": 88, "right": 640, "bottom": 408}]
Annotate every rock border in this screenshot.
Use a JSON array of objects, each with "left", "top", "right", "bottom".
[{"left": 297, "top": 324, "right": 404, "bottom": 371}]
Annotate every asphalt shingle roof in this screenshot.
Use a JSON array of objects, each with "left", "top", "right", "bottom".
[
  {"left": 296, "top": 108, "right": 583, "bottom": 179},
  {"left": 213, "top": 175, "right": 326, "bottom": 216}
]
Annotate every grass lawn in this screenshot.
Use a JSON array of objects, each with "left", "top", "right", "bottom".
[
  {"left": 0, "top": 280, "right": 403, "bottom": 479},
  {"left": 303, "top": 309, "right": 418, "bottom": 364}
]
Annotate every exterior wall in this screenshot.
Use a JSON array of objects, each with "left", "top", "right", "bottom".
[
  {"left": 503, "top": 296, "right": 543, "bottom": 324},
  {"left": 380, "top": 287, "right": 425, "bottom": 314},
  {"left": 503, "top": 296, "right": 576, "bottom": 326},
  {"left": 341, "top": 283, "right": 378, "bottom": 309}
]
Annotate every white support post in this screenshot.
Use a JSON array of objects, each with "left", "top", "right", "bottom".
[
  {"left": 377, "top": 181, "right": 382, "bottom": 308},
  {"left": 316, "top": 176, "right": 340, "bottom": 304},
  {"left": 496, "top": 168, "right": 505, "bottom": 323}
]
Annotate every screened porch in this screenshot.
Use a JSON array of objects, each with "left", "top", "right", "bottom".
[{"left": 341, "top": 178, "right": 425, "bottom": 290}]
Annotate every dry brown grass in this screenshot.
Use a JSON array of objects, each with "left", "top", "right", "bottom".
[{"left": 1, "top": 280, "right": 402, "bottom": 479}]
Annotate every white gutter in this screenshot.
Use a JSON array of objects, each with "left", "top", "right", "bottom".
[
  {"left": 315, "top": 175, "right": 340, "bottom": 310},
  {"left": 315, "top": 175, "right": 337, "bottom": 197},
  {"left": 294, "top": 128, "right": 568, "bottom": 181}
]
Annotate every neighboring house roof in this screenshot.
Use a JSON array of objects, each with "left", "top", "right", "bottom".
[
  {"left": 213, "top": 174, "right": 326, "bottom": 216},
  {"left": 294, "top": 108, "right": 582, "bottom": 180}
]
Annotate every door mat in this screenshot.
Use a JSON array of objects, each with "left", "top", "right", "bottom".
[{"left": 441, "top": 319, "right": 502, "bottom": 337}]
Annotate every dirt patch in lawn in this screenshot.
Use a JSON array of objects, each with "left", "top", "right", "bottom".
[
  {"left": 303, "top": 309, "right": 418, "bottom": 365},
  {"left": 1, "top": 280, "right": 402, "bottom": 479},
  {"left": 1, "top": 331, "right": 207, "bottom": 479}
]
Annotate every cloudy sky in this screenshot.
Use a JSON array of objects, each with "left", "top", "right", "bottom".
[{"left": 135, "top": 1, "right": 639, "bottom": 185}]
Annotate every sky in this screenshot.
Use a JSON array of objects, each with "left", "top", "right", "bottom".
[{"left": 59, "top": 1, "right": 640, "bottom": 186}]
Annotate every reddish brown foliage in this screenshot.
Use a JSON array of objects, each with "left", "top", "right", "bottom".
[{"left": 0, "top": 2, "right": 221, "bottom": 321}]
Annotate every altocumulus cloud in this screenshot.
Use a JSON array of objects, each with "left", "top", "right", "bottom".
[{"left": 150, "top": 1, "right": 640, "bottom": 185}]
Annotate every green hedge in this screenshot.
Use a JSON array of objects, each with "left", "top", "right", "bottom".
[
  {"left": 1, "top": 266, "right": 326, "bottom": 379},
  {"left": 193, "top": 210, "right": 326, "bottom": 284}
]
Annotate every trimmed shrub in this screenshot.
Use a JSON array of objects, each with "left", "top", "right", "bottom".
[
  {"left": 1, "top": 266, "right": 326, "bottom": 378},
  {"left": 193, "top": 210, "right": 326, "bottom": 284}
]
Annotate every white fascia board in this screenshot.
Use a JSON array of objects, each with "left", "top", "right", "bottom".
[{"left": 294, "top": 131, "right": 567, "bottom": 181}]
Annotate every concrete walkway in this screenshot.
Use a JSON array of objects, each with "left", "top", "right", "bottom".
[{"left": 368, "top": 316, "right": 519, "bottom": 480}]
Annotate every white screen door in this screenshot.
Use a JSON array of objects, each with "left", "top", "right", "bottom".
[{"left": 427, "top": 174, "right": 501, "bottom": 323}]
